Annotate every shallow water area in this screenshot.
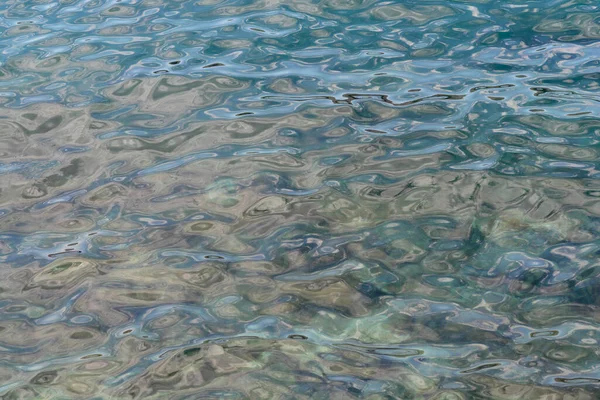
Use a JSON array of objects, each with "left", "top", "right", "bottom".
[{"left": 1, "top": 0, "right": 600, "bottom": 398}]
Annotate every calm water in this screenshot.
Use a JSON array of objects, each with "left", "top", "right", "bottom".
[{"left": 1, "top": 0, "right": 600, "bottom": 398}]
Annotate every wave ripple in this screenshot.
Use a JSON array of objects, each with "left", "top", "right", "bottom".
[{"left": 1, "top": 0, "right": 600, "bottom": 398}]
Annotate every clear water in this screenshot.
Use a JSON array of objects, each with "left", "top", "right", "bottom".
[{"left": 1, "top": 0, "right": 600, "bottom": 398}]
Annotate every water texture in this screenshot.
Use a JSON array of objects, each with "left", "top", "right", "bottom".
[{"left": 0, "top": 0, "right": 600, "bottom": 398}]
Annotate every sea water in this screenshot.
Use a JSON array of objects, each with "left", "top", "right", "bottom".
[{"left": 0, "top": 0, "right": 600, "bottom": 398}]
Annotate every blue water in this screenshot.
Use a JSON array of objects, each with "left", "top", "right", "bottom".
[{"left": 1, "top": 0, "right": 600, "bottom": 398}]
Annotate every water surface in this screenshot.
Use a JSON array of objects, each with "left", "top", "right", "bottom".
[{"left": 1, "top": 0, "right": 600, "bottom": 398}]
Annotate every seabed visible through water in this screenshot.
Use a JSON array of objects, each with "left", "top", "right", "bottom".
[{"left": 0, "top": 0, "right": 600, "bottom": 398}]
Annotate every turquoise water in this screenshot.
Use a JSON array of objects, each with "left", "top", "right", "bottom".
[{"left": 1, "top": 0, "right": 600, "bottom": 398}]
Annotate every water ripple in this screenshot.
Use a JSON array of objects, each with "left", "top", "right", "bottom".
[{"left": 1, "top": 0, "right": 600, "bottom": 398}]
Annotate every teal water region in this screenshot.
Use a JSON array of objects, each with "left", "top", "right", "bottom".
[{"left": 0, "top": 0, "right": 600, "bottom": 398}]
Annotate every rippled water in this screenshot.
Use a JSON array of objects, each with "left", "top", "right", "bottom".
[{"left": 1, "top": 0, "right": 600, "bottom": 398}]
